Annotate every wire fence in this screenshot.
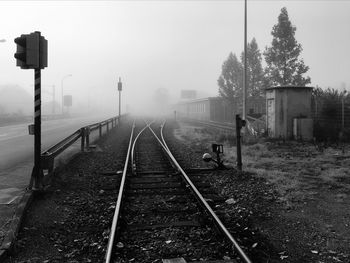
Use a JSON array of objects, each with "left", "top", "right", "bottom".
[{"left": 311, "top": 97, "right": 350, "bottom": 141}]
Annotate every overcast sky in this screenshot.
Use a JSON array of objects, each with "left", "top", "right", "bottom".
[{"left": 0, "top": 0, "right": 349, "bottom": 114}]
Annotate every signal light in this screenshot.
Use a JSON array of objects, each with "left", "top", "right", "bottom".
[
  {"left": 39, "top": 36, "right": 48, "bottom": 69},
  {"left": 26, "top": 32, "right": 40, "bottom": 68},
  {"left": 118, "top": 77, "right": 122, "bottom": 91},
  {"left": 14, "top": 32, "right": 47, "bottom": 69},
  {"left": 236, "top": 115, "right": 246, "bottom": 130},
  {"left": 14, "top": 35, "right": 29, "bottom": 69}
]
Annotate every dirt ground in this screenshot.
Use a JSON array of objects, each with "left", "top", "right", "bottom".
[{"left": 171, "top": 121, "right": 350, "bottom": 263}]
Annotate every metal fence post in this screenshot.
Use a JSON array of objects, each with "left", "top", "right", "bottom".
[
  {"left": 99, "top": 123, "right": 102, "bottom": 138},
  {"left": 81, "top": 128, "right": 85, "bottom": 152},
  {"left": 86, "top": 127, "right": 90, "bottom": 150},
  {"left": 107, "top": 121, "right": 109, "bottom": 132}
]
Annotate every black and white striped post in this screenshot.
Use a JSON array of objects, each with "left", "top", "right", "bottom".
[{"left": 31, "top": 67, "right": 44, "bottom": 190}]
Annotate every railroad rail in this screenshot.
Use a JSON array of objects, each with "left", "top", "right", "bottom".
[
  {"left": 41, "top": 114, "right": 127, "bottom": 175},
  {"left": 105, "top": 119, "right": 252, "bottom": 263}
]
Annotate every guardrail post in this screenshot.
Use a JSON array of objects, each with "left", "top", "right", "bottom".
[
  {"left": 99, "top": 123, "right": 102, "bottom": 138},
  {"left": 81, "top": 128, "right": 85, "bottom": 152},
  {"left": 85, "top": 127, "right": 90, "bottom": 150}
]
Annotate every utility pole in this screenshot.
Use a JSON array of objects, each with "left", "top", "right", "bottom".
[
  {"left": 118, "top": 77, "right": 122, "bottom": 121},
  {"left": 243, "top": 0, "right": 247, "bottom": 120}
]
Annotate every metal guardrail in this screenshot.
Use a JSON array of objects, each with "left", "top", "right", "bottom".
[{"left": 41, "top": 114, "right": 128, "bottom": 173}]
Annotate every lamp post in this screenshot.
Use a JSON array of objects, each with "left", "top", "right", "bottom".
[
  {"left": 118, "top": 77, "right": 122, "bottom": 120},
  {"left": 61, "top": 74, "right": 72, "bottom": 115}
]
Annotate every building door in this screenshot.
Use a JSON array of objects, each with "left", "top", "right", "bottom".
[{"left": 267, "top": 98, "right": 275, "bottom": 137}]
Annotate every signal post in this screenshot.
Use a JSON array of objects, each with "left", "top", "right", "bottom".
[{"left": 14, "top": 31, "right": 48, "bottom": 190}]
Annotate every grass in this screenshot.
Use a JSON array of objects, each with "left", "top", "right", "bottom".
[{"left": 174, "top": 121, "right": 350, "bottom": 202}]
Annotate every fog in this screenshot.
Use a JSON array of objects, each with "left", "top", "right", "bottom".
[{"left": 1, "top": 1, "right": 350, "bottom": 118}]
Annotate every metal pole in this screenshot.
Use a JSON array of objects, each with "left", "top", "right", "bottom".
[
  {"left": 243, "top": 0, "right": 247, "bottom": 120},
  {"left": 119, "top": 90, "right": 121, "bottom": 120},
  {"left": 236, "top": 115, "right": 243, "bottom": 171},
  {"left": 81, "top": 128, "right": 85, "bottom": 152},
  {"left": 342, "top": 97, "right": 345, "bottom": 131}
]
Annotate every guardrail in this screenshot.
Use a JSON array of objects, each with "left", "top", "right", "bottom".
[{"left": 41, "top": 114, "right": 127, "bottom": 174}]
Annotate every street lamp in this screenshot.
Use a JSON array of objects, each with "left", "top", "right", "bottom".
[{"left": 61, "top": 74, "right": 72, "bottom": 115}]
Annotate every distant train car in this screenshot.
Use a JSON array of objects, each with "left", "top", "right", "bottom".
[{"left": 175, "top": 96, "right": 265, "bottom": 123}]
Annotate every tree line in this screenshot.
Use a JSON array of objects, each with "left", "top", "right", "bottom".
[{"left": 218, "top": 7, "right": 311, "bottom": 104}]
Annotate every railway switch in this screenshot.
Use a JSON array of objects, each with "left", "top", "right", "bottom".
[
  {"left": 212, "top": 143, "right": 223, "bottom": 154},
  {"left": 202, "top": 144, "right": 225, "bottom": 169}
]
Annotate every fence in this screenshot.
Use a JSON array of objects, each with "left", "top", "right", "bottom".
[{"left": 312, "top": 97, "right": 350, "bottom": 140}]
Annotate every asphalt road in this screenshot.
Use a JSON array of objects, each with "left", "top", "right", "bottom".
[{"left": 0, "top": 115, "right": 113, "bottom": 189}]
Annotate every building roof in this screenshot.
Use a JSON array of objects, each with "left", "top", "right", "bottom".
[{"left": 265, "top": 86, "right": 313, "bottom": 91}]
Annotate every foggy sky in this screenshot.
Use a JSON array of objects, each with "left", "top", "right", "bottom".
[{"left": 0, "top": 1, "right": 349, "bottom": 115}]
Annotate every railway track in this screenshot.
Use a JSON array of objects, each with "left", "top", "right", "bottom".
[{"left": 105, "top": 120, "right": 252, "bottom": 263}]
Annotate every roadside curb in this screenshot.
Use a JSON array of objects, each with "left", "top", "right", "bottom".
[{"left": 0, "top": 190, "right": 33, "bottom": 262}]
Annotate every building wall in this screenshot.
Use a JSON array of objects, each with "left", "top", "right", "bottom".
[
  {"left": 286, "top": 89, "right": 312, "bottom": 138},
  {"left": 266, "top": 87, "right": 312, "bottom": 139},
  {"left": 266, "top": 90, "right": 276, "bottom": 137},
  {"left": 175, "top": 95, "right": 266, "bottom": 124}
]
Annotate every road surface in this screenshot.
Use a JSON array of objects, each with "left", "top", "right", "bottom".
[{"left": 0, "top": 115, "right": 113, "bottom": 191}]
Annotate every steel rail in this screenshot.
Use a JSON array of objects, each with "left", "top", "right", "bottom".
[
  {"left": 148, "top": 121, "right": 252, "bottom": 263},
  {"left": 105, "top": 120, "right": 135, "bottom": 263},
  {"left": 131, "top": 120, "right": 155, "bottom": 175}
]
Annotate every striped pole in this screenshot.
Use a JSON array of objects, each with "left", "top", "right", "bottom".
[{"left": 30, "top": 33, "right": 44, "bottom": 190}]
